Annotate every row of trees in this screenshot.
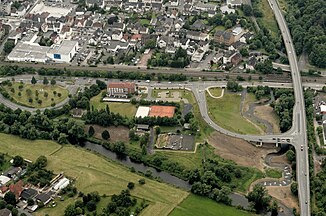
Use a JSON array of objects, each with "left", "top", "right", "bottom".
[{"left": 247, "top": 86, "right": 271, "bottom": 100}]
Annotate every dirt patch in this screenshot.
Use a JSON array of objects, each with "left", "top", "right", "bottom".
[
  {"left": 85, "top": 125, "right": 129, "bottom": 143},
  {"left": 138, "top": 51, "right": 152, "bottom": 67},
  {"left": 208, "top": 131, "right": 275, "bottom": 171},
  {"left": 267, "top": 186, "right": 299, "bottom": 210},
  {"left": 271, "top": 154, "right": 289, "bottom": 164},
  {"left": 254, "top": 105, "right": 280, "bottom": 134}
]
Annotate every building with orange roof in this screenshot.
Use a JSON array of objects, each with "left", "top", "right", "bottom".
[
  {"left": 149, "top": 106, "right": 175, "bottom": 118},
  {"left": 9, "top": 180, "right": 24, "bottom": 199}
]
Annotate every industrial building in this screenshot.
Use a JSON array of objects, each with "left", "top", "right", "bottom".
[
  {"left": 7, "top": 42, "right": 50, "bottom": 63},
  {"left": 47, "top": 40, "right": 79, "bottom": 63},
  {"left": 7, "top": 40, "right": 79, "bottom": 63}
]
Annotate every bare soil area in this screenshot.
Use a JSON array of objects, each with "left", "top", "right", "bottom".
[
  {"left": 254, "top": 105, "right": 281, "bottom": 134},
  {"left": 85, "top": 125, "right": 129, "bottom": 142},
  {"left": 271, "top": 154, "right": 289, "bottom": 164},
  {"left": 267, "top": 186, "right": 299, "bottom": 210},
  {"left": 208, "top": 131, "right": 275, "bottom": 171}
]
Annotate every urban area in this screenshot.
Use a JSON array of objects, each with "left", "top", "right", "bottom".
[{"left": 0, "top": 0, "right": 324, "bottom": 215}]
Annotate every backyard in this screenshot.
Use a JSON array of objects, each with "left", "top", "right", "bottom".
[
  {"left": 206, "top": 91, "right": 262, "bottom": 135},
  {"left": 90, "top": 90, "right": 137, "bottom": 118},
  {"left": 170, "top": 194, "right": 255, "bottom": 216},
  {"left": 0, "top": 133, "right": 188, "bottom": 216},
  {"left": 2, "top": 82, "right": 68, "bottom": 108}
]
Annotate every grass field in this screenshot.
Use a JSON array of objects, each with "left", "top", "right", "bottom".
[
  {"left": 257, "top": 0, "right": 279, "bottom": 38},
  {"left": 170, "top": 194, "right": 255, "bottom": 216},
  {"left": 90, "top": 91, "right": 137, "bottom": 118},
  {"left": 0, "top": 133, "right": 188, "bottom": 216},
  {"left": 3, "top": 82, "right": 68, "bottom": 108},
  {"left": 265, "top": 168, "right": 282, "bottom": 179},
  {"left": 206, "top": 92, "right": 261, "bottom": 135},
  {"left": 208, "top": 87, "right": 223, "bottom": 97}
]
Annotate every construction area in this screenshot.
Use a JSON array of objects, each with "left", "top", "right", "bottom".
[{"left": 156, "top": 133, "right": 195, "bottom": 151}]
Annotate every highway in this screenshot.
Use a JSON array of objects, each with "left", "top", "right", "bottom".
[{"left": 268, "top": 0, "right": 310, "bottom": 215}]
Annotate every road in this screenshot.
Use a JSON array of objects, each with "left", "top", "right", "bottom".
[{"left": 267, "top": 0, "right": 310, "bottom": 215}]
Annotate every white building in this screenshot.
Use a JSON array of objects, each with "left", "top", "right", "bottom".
[
  {"left": 7, "top": 42, "right": 50, "bottom": 63},
  {"left": 47, "top": 40, "right": 79, "bottom": 63},
  {"left": 220, "top": 5, "right": 235, "bottom": 14},
  {"left": 226, "top": 0, "right": 243, "bottom": 7}
]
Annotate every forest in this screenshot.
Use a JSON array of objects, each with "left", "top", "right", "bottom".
[{"left": 285, "top": 0, "right": 326, "bottom": 68}]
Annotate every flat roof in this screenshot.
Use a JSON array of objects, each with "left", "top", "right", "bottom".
[
  {"left": 48, "top": 40, "right": 78, "bottom": 55},
  {"left": 135, "top": 106, "right": 150, "bottom": 118},
  {"left": 30, "top": 2, "right": 72, "bottom": 18},
  {"left": 7, "top": 42, "right": 50, "bottom": 60},
  {"left": 149, "top": 105, "right": 175, "bottom": 118}
]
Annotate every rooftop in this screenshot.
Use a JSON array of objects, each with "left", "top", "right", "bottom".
[
  {"left": 48, "top": 40, "right": 78, "bottom": 55},
  {"left": 7, "top": 42, "right": 50, "bottom": 60}
]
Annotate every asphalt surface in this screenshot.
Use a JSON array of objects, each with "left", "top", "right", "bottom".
[{"left": 268, "top": 0, "right": 310, "bottom": 215}]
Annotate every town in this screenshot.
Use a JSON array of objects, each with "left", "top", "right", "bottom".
[{"left": 0, "top": 0, "right": 324, "bottom": 216}]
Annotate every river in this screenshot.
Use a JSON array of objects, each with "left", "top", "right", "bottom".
[{"left": 83, "top": 142, "right": 293, "bottom": 215}]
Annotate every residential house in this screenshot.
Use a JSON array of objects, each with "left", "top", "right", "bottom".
[
  {"left": 220, "top": 5, "right": 235, "bottom": 14},
  {"left": 11, "top": 5, "right": 27, "bottom": 17},
  {"left": 190, "top": 20, "right": 207, "bottom": 31},
  {"left": 0, "top": 0, "right": 11, "bottom": 16},
  {"left": 20, "top": 188, "right": 38, "bottom": 201},
  {"left": 35, "top": 193, "right": 52, "bottom": 205},
  {"left": 9, "top": 180, "right": 24, "bottom": 200},
  {"left": 214, "top": 30, "right": 235, "bottom": 46},
  {"left": 108, "top": 22, "right": 125, "bottom": 31},
  {"left": 228, "top": 41, "right": 246, "bottom": 51},
  {"left": 227, "top": 0, "right": 243, "bottom": 7},
  {"left": 194, "top": 2, "right": 217, "bottom": 12},
  {"left": 107, "top": 41, "right": 129, "bottom": 52},
  {"left": 0, "top": 208, "right": 12, "bottom": 216},
  {"left": 112, "top": 30, "right": 123, "bottom": 41},
  {"left": 191, "top": 48, "right": 206, "bottom": 62},
  {"left": 107, "top": 82, "right": 136, "bottom": 98},
  {"left": 86, "top": 0, "right": 105, "bottom": 8},
  {"left": 232, "top": 26, "right": 244, "bottom": 40},
  {"left": 231, "top": 52, "right": 242, "bottom": 65},
  {"left": 186, "top": 31, "right": 209, "bottom": 41},
  {"left": 246, "top": 55, "right": 257, "bottom": 70}
]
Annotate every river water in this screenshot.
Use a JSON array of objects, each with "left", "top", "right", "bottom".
[{"left": 83, "top": 142, "right": 293, "bottom": 215}]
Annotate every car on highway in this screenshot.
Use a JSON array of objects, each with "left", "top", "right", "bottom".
[{"left": 301, "top": 145, "right": 304, "bottom": 151}]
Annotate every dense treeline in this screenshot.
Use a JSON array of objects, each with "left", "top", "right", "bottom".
[
  {"left": 0, "top": 104, "right": 85, "bottom": 144},
  {"left": 247, "top": 86, "right": 271, "bottom": 100},
  {"left": 285, "top": 0, "right": 326, "bottom": 68},
  {"left": 271, "top": 88, "right": 294, "bottom": 132},
  {"left": 0, "top": 65, "right": 187, "bottom": 81},
  {"left": 148, "top": 48, "right": 190, "bottom": 68},
  {"left": 313, "top": 159, "right": 326, "bottom": 215}
]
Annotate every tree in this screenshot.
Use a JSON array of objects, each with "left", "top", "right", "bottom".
[
  {"left": 88, "top": 126, "right": 95, "bottom": 137},
  {"left": 247, "top": 184, "right": 271, "bottom": 213},
  {"left": 12, "top": 155, "right": 24, "bottom": 167},
  {"left": 138, "top": 179, "right": 145, "bottom": 185},
  {"left": 224, "top": 19, "right": 232, "bottom": 29},
  {"left": 270, "top": 200, "right": 278, "bottom": 216},
  {"left": 291, "top": 182, "right": 298, "bottom": 196},
  {"left": 4, "top": 191, "right": 16, "bottom": 205},
  {"left": 155, "top": 127, "right": 161, "bottom": 135},
  {"left": 64, "top": 204, "right": 77, "bottom": 216},
  {"left": 243, "top": 4, "right": 253, "bottom": 16},
  {"left": 50, "top": 79, "right": 56, "bottom": 86},
  {"left": 86, "top": 200, "right": 97, "bottom": 212},
  {"left": 286, "top": 150, "right": 295, "bottom": 162},
  {"left": 35, "top": 155, "right": 47, "bottom": 168},
  {"left": 4, "top": 41, "right": 15, "bottom": 54},
  {"left": 102, "top": 130, "right": 110, "bottom": 140},
  {"left": 107, "top": 56, "right": 114, "bottom": 64},
  {"left": 31, "top": 76, "right": 37, "bottom": 85},
  {"left": 43, "top": 77, "right": 49, "bottom": 85},
  {"left": 240, "top": 47, "right": 249, "bottom": 57},
  {"left": 44, "top": 92, "right": 48, "bottom": 98},
  {"left": 127, "top": 182, "right": 135, "bottom": 190},
  {"left": 27, "top": 198, "right": 34, "bottom": 206}
]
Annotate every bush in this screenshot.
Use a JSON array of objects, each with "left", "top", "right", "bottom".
[
  {"left": 138, "top": 179, "right": 145, "bottom": 185},
  {"left": 127, "top": 182, "right": 135, "bottom": 190}
]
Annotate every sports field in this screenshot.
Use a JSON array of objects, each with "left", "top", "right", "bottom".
[
  {"left": 3, "top": 82, "right": 68, "bottom": 108},
  {"left": 0, "top": 133, "right": 188, "bottom": 216},
  {"left": 206, "top": 92, "right": 261, "bottom": 135},
  {"left": 90, "top": 90, "right": 137, "bottom": 118},
  {"left": 170, "top": 194, "right": 255, "bottom": 216}
]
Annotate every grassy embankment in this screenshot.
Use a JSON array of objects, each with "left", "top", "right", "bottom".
[{"left": 0, "top": 133, "right": 188, "bottom": 216}]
